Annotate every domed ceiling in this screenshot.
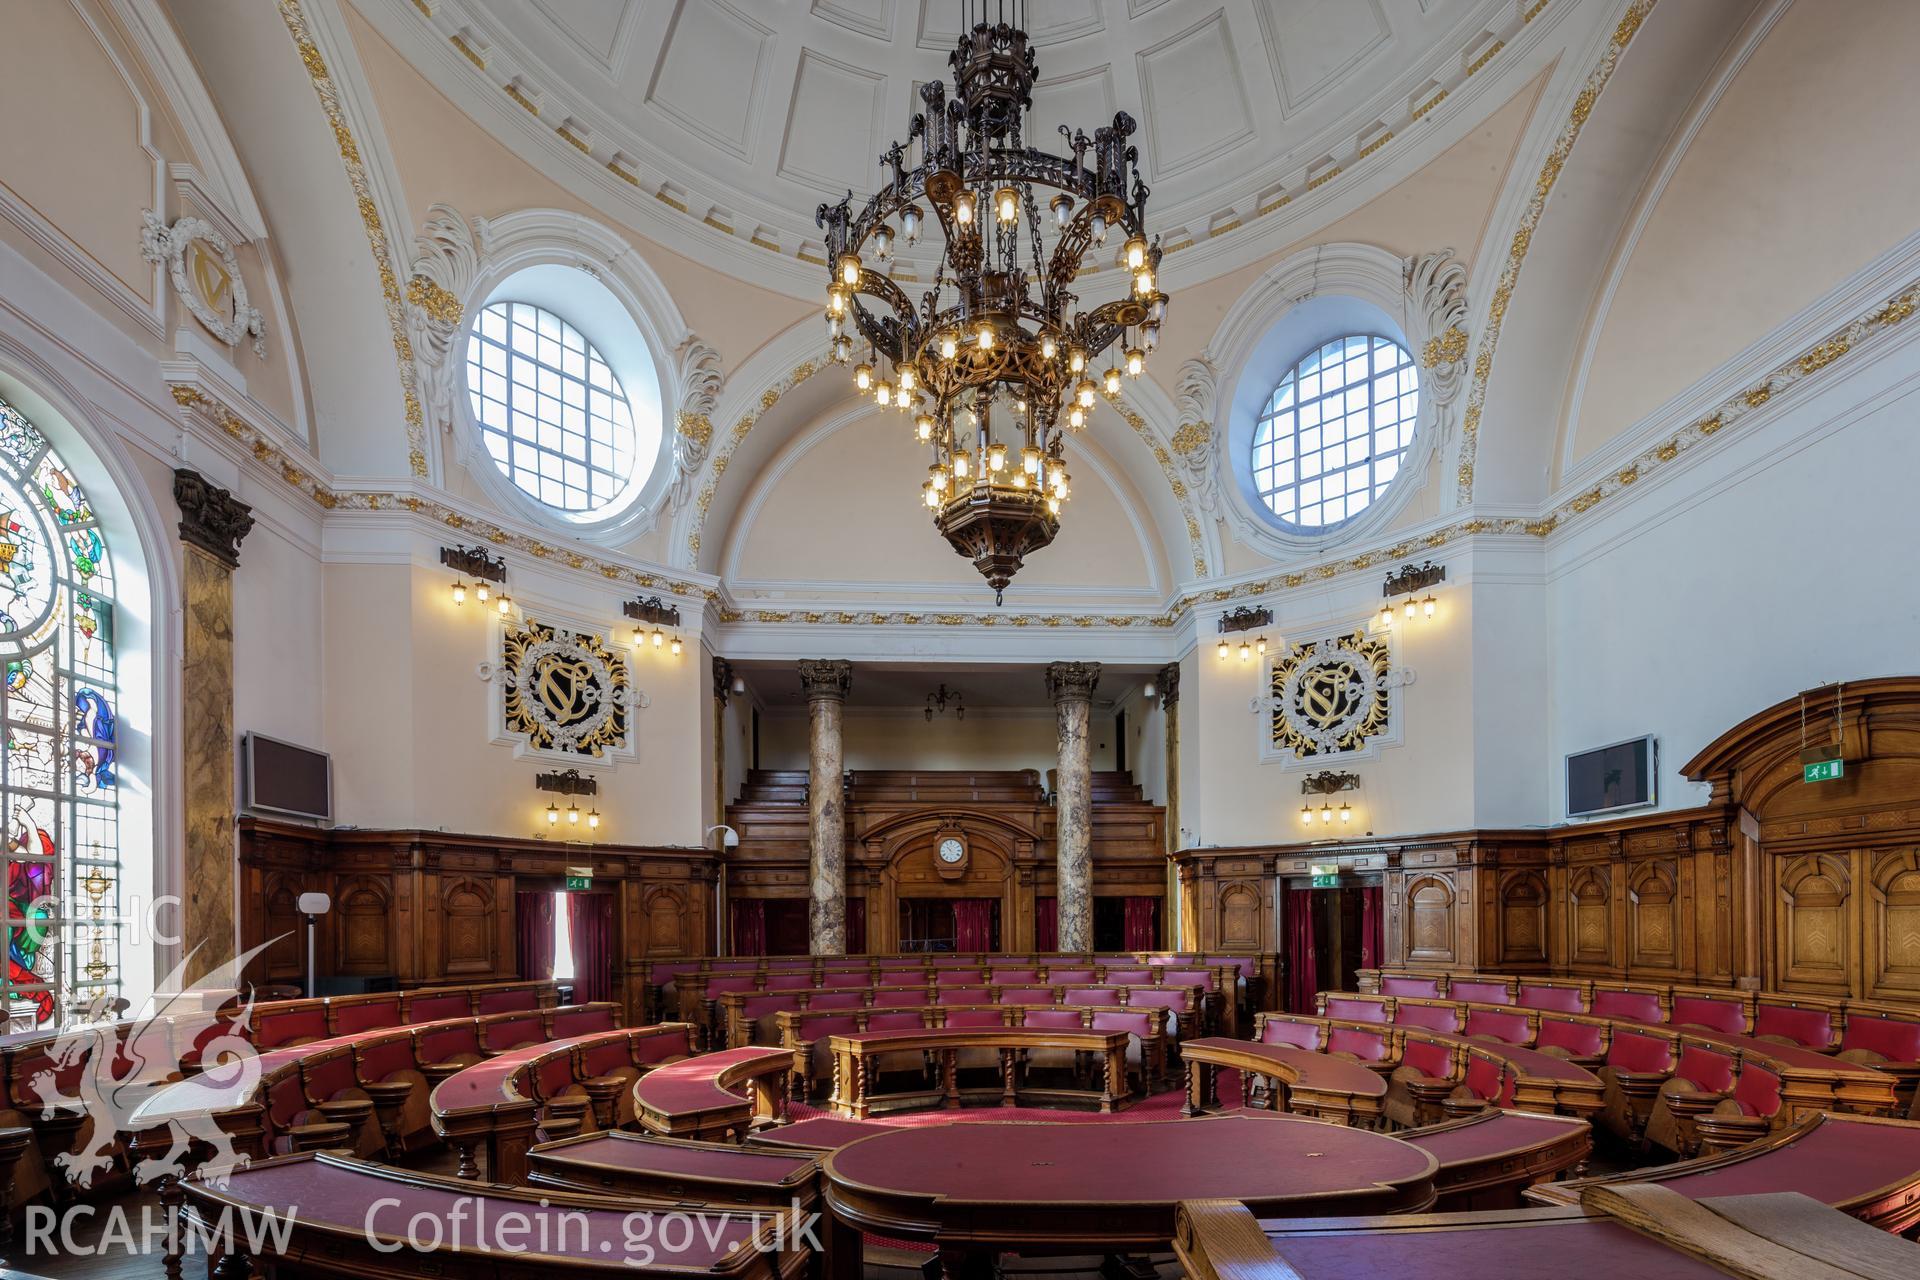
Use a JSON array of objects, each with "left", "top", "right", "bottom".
[{"left": 375, "top": 0, "right": 1564, "bottom": 294}]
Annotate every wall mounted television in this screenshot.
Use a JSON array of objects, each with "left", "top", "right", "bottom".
[
  {"left": 243, "top": 732, "right": 332, "bottom": 823},
  {"left": 1566, "top": 734, "right": 1656, "bottom": 819}
]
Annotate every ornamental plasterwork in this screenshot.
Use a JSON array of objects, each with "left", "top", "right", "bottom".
[
  {"left": 1407, "top": 251, "right": 1468, "bottom": 440},
  {"left": 668, "top": 338, "right": 724, "bottom": 513},
  {"left": 139, "top": 211, "right": 266, "bottom": 358},
  {"left": 1263, "top": 628, "right": 1407, "bottom": 765},
  {"left": 497, "top": 618, "right": 634, "bottom": 758},
  {"left": 405, "top": 202, "right": 479, "bottom": 435},
  {"left": 1170, "top": 356, "right": 1220, "bottom": 513}
]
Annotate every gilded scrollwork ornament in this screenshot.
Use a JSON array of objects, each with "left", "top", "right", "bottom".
[
  {"left": 501, "top": 619, "right": 632, "bottom": 757},
  {"left": 141, "top": 211, "right": 267, "bottom": 358}
]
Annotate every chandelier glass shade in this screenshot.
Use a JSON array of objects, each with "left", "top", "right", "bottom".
[{"left": 817, "top": 0, "right": 1167, "bottom": 602}]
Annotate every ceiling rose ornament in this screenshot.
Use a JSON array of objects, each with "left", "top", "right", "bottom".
[{"left": 815, "top": 0, "right": 1167, "bottom": 603}]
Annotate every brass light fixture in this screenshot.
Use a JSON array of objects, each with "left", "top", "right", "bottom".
[
  {"left": 1380, "top": 561, "right": 1445, "bottom": 626},
  {"left": 925, "top": 683, "right": 966, "bottom": 721},
  {"left": 1300, "top": 770, "right": 1360, "bottom": 829},
  {"left": 817, "top": 0, "right": 1167, "bottom": 602},
  {"left": 1218, "top": 606, "right": 1273, "bottom": 665},
  {"left": 443, "top": 545, "right": 506, "bottom": 609}
]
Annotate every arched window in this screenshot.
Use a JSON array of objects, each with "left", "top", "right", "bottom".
[
  {"left": 1252, "top": 335, "right": 1418, "bottom": 530},
  {"left": 467, "top": 300, "right": 638, "bottom": 514},
  {"left": 0, "top": 397, "right": 120, "bottom": 1027}
]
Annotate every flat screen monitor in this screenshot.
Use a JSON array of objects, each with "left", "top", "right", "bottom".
[
  {"left": 243, "top": 732, "right": 332, "bottom": 823},
  {"left": 1566, "top": 735, "right": 1655, "bottom": 819}
]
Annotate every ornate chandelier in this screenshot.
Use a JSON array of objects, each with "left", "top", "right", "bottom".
[{"left": 817, "top": 1, "right": 1166, "bottom": 603}]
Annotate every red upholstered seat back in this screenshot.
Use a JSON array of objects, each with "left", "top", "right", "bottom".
[
  {"left": 1023, "top": 1008, "right": 1086, "bottom": 1029},
  {"left": 265, "top": 1069, "right": 309, "bottom": 1128},
  {"left": 1731, "top": 1064, "right": 1782, "bottom": 1118},
  {"left": 1753, "top": 1001, "right": 1835, "bottom": 1050},
  {"left": 534, "top": 1052, "right": 577, "bottom": 1100},
  {"left": 1395, "top": 1002, "right": 1461, "bottom": 1033},
  {"left": 417, "top": 1023, "right": 480, "bottom": 1064},
  {"left": 802, "top": 1016, "right": 859, "bottom": 1039},
  {"left": 1050, "top": 968, "right": 1097, "bottom": 984},
  {"left": 171, "top": 1011, "right": 242, "bottom": 1064},
  {"left": 1381, "top": 975, "right": 1443, "bottom": 998},
  {"left": 1464, "top": 1051, "right": 1505, "bottom": 1100},
  {"left": 1160, "top": 969, "right": 1215, "bottom": 991},
  {"left": 1322, "top": 996, "right": 1390, "bottom": 1023},
  {"left": 870, "top": 989, "right": 926, "bottom": 1008},
  {"left": 824, "top": 958, "right": 871, "bottom": 970},
  {"left": 1517, "top": 982, "right": 1586, "bottom": 1012},
  {"left": 867, "top": 1010, "right": 931, "bottom": 1031},
  {"left": 633, "top": 1027, "right": 692, "bottom": 1062},
  {"left": 1592, "top": 987, "right": 1663, "bottom": 1023},
  {"left": 1401, "top": 1038, "right": 1452, "bottom": 1079},
  {"left": 1673, "top": 1045, "right": 1735, "bottom": 1094},
  {"left": 407, "top": 992, "right": 472, "bottom": 1023},
  {"left": 549, "top": 1007, "right": 617, "bottom": 1039},
  {"left": 1671, "top": 993, "right": 1747, "bottom": 1034},
  {"left": 1063, "top": 987, "right": 1123, "bottom": 1007},
  {"left": 255, "top": 1006, "right": 327, "bottom": 1049},
  {"left": 303, "top": 1051, "right": 358, "bottom": 1101},
  {"left": 741, "top": 994, "right": 797, "bottom": 1019},
  {"left": 764, "top": 973, "right": 812, "bottom": 992},
  {"left": 1607, "top": 1029, "right": 1674, "bottom": 1074},
  {"left": 1537, "top": 1016, "right": 1604, "bottom": 1058},
  {"left": 823, "top": 972, "right": 871, "bottom": 989},
  {"left": 357, "top": 1036, "right": 416, "bottom": 1082},
  {"left": 1840, "top": 1013, "right": 1920, "bottom": 1061},
  {"left": 1464, "top": 1008, "right": 1530, "bottom": 1045},
  {"left": 1260, "top": 1019, "right": 1323, "bottom": 1050},
  {"left": 476, "top": 986, "right": 541, "bottom": 1014},
  {"left": 484, "top": 1013, "right": 545, "bottom": 1052},
  {"left": 1104, "top": 969, "right": 1152, "bottom": 985},
  {"left": 809, "top": 992, "right": 865, "bottom": 1010},
  {"left": 1450, "top": 979, "right": 1511, "bottom": 1005},
  {"left": 936, "top": 970, "right": 982, "bottom": 986},
  {"left": 936, "top": 987, "right": 991, "bottom": 1005},
  {"left": 996, "top": 986, "right": 1056, "bottom": 1005},
  {"left": 944, "top": 1008, "right": 1006, "bottom": 1028},
  {"left": 1327, "top": 1026, "right": 1388, "bottom": 1061},
  {"left": 1124, "top": 989, "right": 1185, "bottom": 1011},
  {"left": 1091, "top": 1010, "right": 1152, "bottom": 1038},
  {"left": 707, "top": 976, "right": 758, "bottom": 997},
  {"left": 329, "top": 995, "right": 402, "bottom": 1035},
  {"left": 990, "top": 968, "right": 1039, "bottom": 984},
  {"left": 580, "top": 1040, "right": 631, "bottom": 1076},
  {"left": 877, "top": 969, "right": 925, "bottom": 986}
]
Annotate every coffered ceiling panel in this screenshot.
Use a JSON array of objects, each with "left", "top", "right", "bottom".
[{"left": 408, "top": 0, "right": 1576, "bottom": 290}]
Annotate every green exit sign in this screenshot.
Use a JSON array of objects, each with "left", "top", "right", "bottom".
[
  {"left": 1803, "top": 758, "right": 1844, "bottom": 783},
  {"left": 1311, "top": 873, "right": 1339, "bottom": 888},
  {"left": 564, "top": 865, "right": 593, "bottom": 891}
]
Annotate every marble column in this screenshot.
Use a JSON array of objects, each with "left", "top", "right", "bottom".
[
  {"left": 1159, "top": 662, "right": 1182, "bottom": 946},
  {"left": 798, "top": 660, "right": 852, "bottom": 955},
  {"left": 173, "top": 469, "right": 255, "bottom": 986},
  {"left": 1046, "top": 662, "right": 1100, "bottom": 953}
]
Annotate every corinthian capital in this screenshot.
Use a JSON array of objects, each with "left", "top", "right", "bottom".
[
  {"left": 1045, "top": 661, "right": 1101, "bottom": 704},
  {"left": 797, "top": 659, "right": 853, "bottom": 702}
]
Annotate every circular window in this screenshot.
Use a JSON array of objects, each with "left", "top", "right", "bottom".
[
  {"left": 1252, "top": 335, "right": 1418, "bottom": 530},
  {"left": 466, "top": 300, "right": 638, "bottom": 514}
]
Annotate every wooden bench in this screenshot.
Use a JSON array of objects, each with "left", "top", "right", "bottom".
[
  {"left": 1179, "top": 1036, "right": 1386, "bottom": 1126},
  {"left": 632, "top": 1046, "right": 793, "bottom": 1142}
]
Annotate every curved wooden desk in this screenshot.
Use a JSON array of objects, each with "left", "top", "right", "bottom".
[
  {"left": 824, "top": 1026, "right": 1130, "bottom": 1118},
  {"left": 174, "top": 1151, "right": 809, "bottom": 1280},
  {"left": 746, "top": 1116, "right": 896, "bottom": 1153},
  {"left": 632, "top": 1046, "right": 792, "bottom": 1141},
  {"left": 1527, "top": 1111, "right": 1920, "bottom": 1232},
  {"left": 429, "top": 1029, "right": 631, "bottom": 1183},
  {"left": 1173, "top": 1186, "right": 1920, "bottom": 1280},
  {"left": 1179, "top": 1036, "right": 1386, "bottom": 1126},
  {"left": 527, "top": 1130, "right": 819, "bottom": 1209},
  {"left": 1399, "top": 1109, "right": 1592, "bottom": 1209},
  {"left": 820, "top": 1113, "right": 1437, "bottom": 1279}
]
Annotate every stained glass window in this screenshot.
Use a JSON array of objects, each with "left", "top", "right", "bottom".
[
  {"left": 1253, "top": 335, "right": 1419, "bottom": 530},
  {"left": 0, "top": 397, "right": 118, "bottom": 1029}
]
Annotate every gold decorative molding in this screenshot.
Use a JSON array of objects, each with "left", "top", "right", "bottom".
[
  {"left": 1101, "top": 389, "right": 1210, "bottom": 578},
  {"left": 276, "top": 0, "right": 430, "bottom": 478},
  {"left": 404, "top": 274, "right": 462, "bottom": 329},
  {"left": 1455, "top": 0, "right": 1656, "bottom": 503}
]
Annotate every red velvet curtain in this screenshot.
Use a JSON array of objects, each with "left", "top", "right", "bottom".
[
  {"left": 730, "top": 898, "right": 766, "bottom": 957},
  {"left": 1123, "top": 897, "right": 1158, "bottom": 950},
  {"left": 515, "top": 891, "right": 555, "bottom": 981},
  {"left": 1035, "top": 896, "right": 1058, "bottom": 951},
  {"left": 952, "top": 899, "right": 994, "bottom": 952},
  {"left": 1284, "top": 888, "right": 1317, "bottom": 1013},
  {"left": 567, "top": 892, "right": 615, "bottom": 1003},
  {"left": 1359, "top": 885, "right": 1383, "bottom": 971},
  {"left": 847, "top": 898, "right": 866, "bottom": 954}
]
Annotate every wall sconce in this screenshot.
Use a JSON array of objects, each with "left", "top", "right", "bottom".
[
  {"left": 546, "top": 802, "right": 560, "bottom": 827},
  {"left": 1218, "top": 606, "right": 1273, "bottom": 663},
  {"left": 566, "top": 802, "right": 581, "bottom": 827},
  {"left": 1381, "top": 561, "right": 1445, "bottom": 625},
  {"left": 442, "top": 545, "right": 507, "bottom": 607},
  {"left": 625, "top": 596, "right": 683, "bottom": 657},
  {"left": 496, "top": 592, "right": 514, "bottom": 619},
  {"left": 538, "top": 769, "right": 602, "bottom": 836},
  {"left": 587, "top": 808, "right": 601, "bottom": 831},
  {"left": 1301, "top": 769, "right": 1360, "bottom": 828}
]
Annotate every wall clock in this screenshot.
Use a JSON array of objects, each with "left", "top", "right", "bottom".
[{"left": 938, "top": 837, "right": 965, "bottom": 864}]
